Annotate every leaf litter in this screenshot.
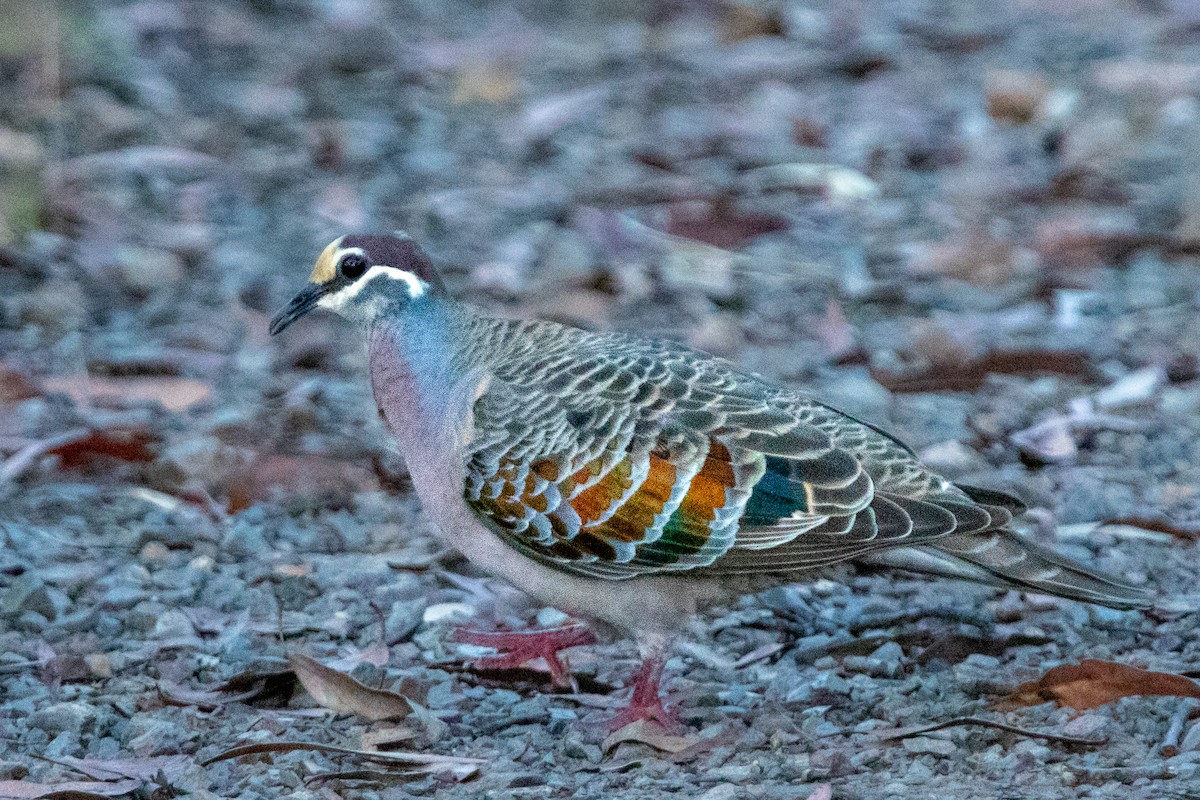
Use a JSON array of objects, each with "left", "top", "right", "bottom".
[
  {"left": 201, "top": 741, "right": 483, "bottom": 784},
  {"left": 288, "top": 652, "right": 424, "bottom": 722},
  {"left": 1004, "top": 659, "right": 1200, "bottom": 710}
]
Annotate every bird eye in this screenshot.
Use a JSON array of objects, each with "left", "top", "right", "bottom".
[{"left": 339, "top": 253, "right": 367, "bottom": 279}]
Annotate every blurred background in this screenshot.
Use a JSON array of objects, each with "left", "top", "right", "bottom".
[
  {"left": 2, "top": 1, "right": 1199, "bottom": 796},
  {"left": 4, "top": 0, "right": 1200, "bottom": 516}
]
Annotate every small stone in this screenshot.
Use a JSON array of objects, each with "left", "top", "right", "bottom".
[
  {"left": 902, "top": 736, "right": 956, "bottom": 757},
  {"left": 20, "top": 280, "right": 88, "bottom": 331},
  {"left": 0, "top": 127, "right": 42, "bottom": 166},
  {"left": 1061, "top": 714, "right": 1107, "bottom": 739},
  {"left": 919, "top": 440, "right": 985, "bottom": 474},
  {"left": 962, "top": 654, "right": 1001, "bottom": 670},
  {"left": 1180, "top": 718, "right": 1200, "bottom": 752},
  {"left": 126, "top": 718, "right": 188, "bottom": 756},
  {"left": 116, "top": 245, "right": 185, "bottom": 291},
  {"left": 905, "top": 759, "right": 934, "bottom": 782},
  {"left": 535, "top": 607, "right": 570, "bottom": 627},
  {"left": 188, "top": 555, "right": 215, "bottom": 572},
  {"left": 152, "top": 609, "right": 196, "bottom": 640},
  {"left": 697, "top": 784, "right": 740, "bottom": 800},
  {"left": 422, "top": 602, "right": 476, "bottom": 625},
  {"left": 85, "top": 654, "right": 112, "bottom": 678},
  {"left": 140, "top": 541, "right": 170, "bottom": 562},
  {"left": 29, "top": 702, "right": 92, "bottom": 736},
  {"left": 707, "top": 763, "right": 760, "bottom": 782}
]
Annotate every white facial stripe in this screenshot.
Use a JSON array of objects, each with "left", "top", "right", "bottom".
[{"left": 317, "top": 264, "right": 427, "bottom": 312}]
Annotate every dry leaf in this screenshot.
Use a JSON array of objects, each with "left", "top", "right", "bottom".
[
  {"left": 47, "top": 426, "right": 159, "bottom": 468},
  {"left": 159, "top": 666, "right": 296, "bottom": 710},
  {"left": 1007, "top": 660, "right": 1200, "bottom": 710},
  {"left": 666, "top": 204, "right": 788, "bottom": 250},
  {"left": 602, "top": 719, "right": 697, "bottom": 754},
  {"left": 0, "top": 779, "right": 142, "bottom": 799},
  {"left": 873, "top": 347, "right": 1093, "bottom": 394},
  {"left": 289, "top": 653, "right": 416, "bottom": 722},
  {"left": 54, "top": 756, "right": 188, "bottom": 783},
  {"left": 41, "top": 375, "right": 212, "bottom": 412},
  {"left": 201, "top": 740, "right": 483, "bottom": 783},
  {"left": 226, "top": 453, "right": 379, "bottom": 512}
]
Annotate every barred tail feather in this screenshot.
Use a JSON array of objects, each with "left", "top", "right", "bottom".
[{"left": 917, "top": 529, "right": 1153, "bottom": 610}]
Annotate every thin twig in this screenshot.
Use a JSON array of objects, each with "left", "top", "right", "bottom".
[
  {"left": 0, "top": 427, "right": 89, "bottom": 485},
  {"left": 1160, "top": 699, "right": 1199, "bottom": 757},
  {"left": 833, "top": 716, "right": 1107, "bottom": 747}
]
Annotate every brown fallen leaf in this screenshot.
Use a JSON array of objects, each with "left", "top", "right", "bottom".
[
  {"left": 225, "top": 453, "right": 379, "bottom": 513},
  {"left": 48, "top": 426, "right": 159, "bottom": 468},
  {"left": 41, "top": 375, "right": 213, "bottom": 412},
  {"left": 1005, "top": 660, "right": 1200, "bottom": 711},
  {"left": 665, "top": 203, "right": 788, "bottom": 250},
  {"left": 0, "top": 779, "right": 142, "bottom": 799},
  {"left": 602, "top": 719, "right": 697, "bottom": 754},
  {"left": 872, "top": 348, "right": 1093, "bottom": 393},
  {"left": 159, "top": 666, "right": 296, "bottom": 710},
  {"left": 289, "top": 653, "right": 419, "bottom": 722},
  {"left": 201, "top": 741, "right": 483, "bottom": 783}
]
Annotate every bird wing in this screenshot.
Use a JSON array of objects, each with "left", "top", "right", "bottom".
[{"left": 462, "top": 325, "right": 989, "bottom": 580}]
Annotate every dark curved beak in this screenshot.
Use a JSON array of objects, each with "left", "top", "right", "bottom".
[{"left": 269, "top": 283, "right": 327, "bottom": 336}]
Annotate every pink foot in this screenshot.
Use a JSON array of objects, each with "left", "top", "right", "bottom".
[
  {"left": 607, "top": 656, "right": 680, "bottom": 732},
  {"left": 450, "top": 623, "right": 597, "bottom": 688}
]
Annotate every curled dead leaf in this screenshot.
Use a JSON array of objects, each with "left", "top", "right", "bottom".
[
  {"left": 289, "top": 653, "right": 421, "bottom": 722},
  {"left": 0, "top": 778, "right": 142, "bottom": 799},
  {"left": 159, "top": 665, "right": 296, "bottom": 710},
  {"left": 1005, "top": 659, "right": 1200, "bottom": 711},
  {"left": 602, "top": 719, "right": 697, "bottom": 755},
  {"left": 201, "top": 740, "right": 483, "bottom": 783}
]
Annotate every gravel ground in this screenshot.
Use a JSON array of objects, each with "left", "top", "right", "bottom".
[{"left": 2, "top": 1, "right": 1200, "bottom": 798}]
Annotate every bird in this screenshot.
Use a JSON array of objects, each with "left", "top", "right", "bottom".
[{"left": 269, "top": 231, "right": 1153, "bottom": 729}]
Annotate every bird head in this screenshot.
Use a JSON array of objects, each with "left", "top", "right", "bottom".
[{"left": 269, "top": 232, "right": 443, "bottom": 335}]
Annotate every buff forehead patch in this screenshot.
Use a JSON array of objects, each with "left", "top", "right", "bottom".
[{"left": 308, "top": 238, "right": 343, "bottom": 284}]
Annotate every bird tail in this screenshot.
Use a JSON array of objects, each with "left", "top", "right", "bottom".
[
  {"left": 932, "top": 529, "right": 1152, "bottom": 609},
  {"left": 863, "top": 528, "right": 1153, "bottom": 610}
]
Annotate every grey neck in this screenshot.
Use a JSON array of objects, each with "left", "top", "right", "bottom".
[{"left": 367, "top": 295, "right": 483, "bottom": 445}]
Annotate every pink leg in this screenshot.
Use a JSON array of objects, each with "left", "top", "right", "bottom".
[
  {"left": 450, "top": 623, "right": 597, "bottom": 688},
  {"left": 606, "top": 654, "right": 680, "bottom": 732}
]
